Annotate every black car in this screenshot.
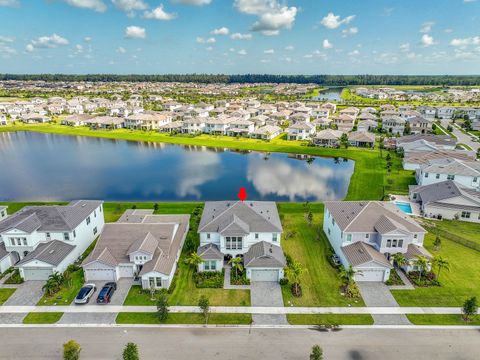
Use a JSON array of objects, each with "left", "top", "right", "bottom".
[{"left": 96, "top": 282, "right": 116, "bottom": 304}]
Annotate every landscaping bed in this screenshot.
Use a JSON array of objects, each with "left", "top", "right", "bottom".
[
  {"left": 194, "top": 271, "right": 224, "bottom": 288},
  {"left": 37, "top": 268, "right": 84, "bottom": 306},
  {"left": 4, "top": 269, "right": 24, "bottom": 285},
  {"left": 385, "top": 269, "right": 405, "bottom": 286}
]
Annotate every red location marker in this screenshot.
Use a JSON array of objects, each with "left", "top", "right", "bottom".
[{"left": 238, "top": 187, "right": 248, "bottom": 202}]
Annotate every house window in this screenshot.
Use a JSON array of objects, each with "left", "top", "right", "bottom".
[
  {"left": 398, "top": 239, "right": 404, "bottom": 248},
  {"left": 86, "top": 216, "right": 91, "bottom": 225},
  {"left": 392, "top": 239, "right": 398, "bottom": 248},
  {"left": 207, "top": 233, "right": 210, "bottom": 240},
  {"left": 93, "top": 226, "right": 98, "bottom": 235},
  {"left": 100, "top": 206, "right": 102, "bottom": 213},
  {"left": 327, "top": 228, "right": 331, "bottom": 235},
  {"left": 155, "top": 277, "right": 162, "bottom": 287},
  {"left": 73, "top": 230, "right": 76, "bottom": 238},
  {"left": 346, "top": 234, "right": 352, "bottom": 242},
  {"left": 474, "top": 177, "right": 478, "bottom": 183},
  {"left": 273, "top": 234, "right": 278, "bottom": 242},
  {"left": 64, "top": 233, "right": 70, "bottom": 241},
  {"left": 332, "top": 218, "right": 335, "bottom": 226},
  {"left": 414, "top": 234, "right": 418, "bottom": 239},
  {"left": 461, "top": 211, "right": 471, "bottom": 219},
  {"left": 10, "top": 238, "right": 14, "bottom": 246},
  {"left": 365, "top": 234, "right": 369, "bottom": 239},
  {"left": 22, "top": 238, "right": 27, "bottom": 246},
  {"left": 424, "top": 173, "right": 429, "bottom": 178},
  {"left": 255, "top": 233, "right": 259, "bottom": 239},
  {"left": 386, "top": 239, "right": 392, "bottom": 247},
  {"left": 436, "top": 174, "right": 440, "bottom": 179},
  {"left": 447, "top": 175, "right": 455, "bottom": 180},
  {"left": 46, "top": 232, "right": 50, "bottom": 239},
  {"left": 226, "top": 236, "right": 243, "bottom": 250},
  {"left": 94, "top": 210, "right": 97, "bottom": 217}
]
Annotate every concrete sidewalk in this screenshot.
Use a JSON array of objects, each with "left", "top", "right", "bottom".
[{"left": 0, "top": 305, "right": 464, "bottom": 315}]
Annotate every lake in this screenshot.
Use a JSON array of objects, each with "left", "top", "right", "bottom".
[
  {"left": 0, "top": 132, "right": 354, "bottom": 202},
  {"left": 311, "top": 87, "right": 344, "bottom": 102}
]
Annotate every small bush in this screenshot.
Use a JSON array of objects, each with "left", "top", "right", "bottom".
[
  {"left": 279, "top": 278, "right": 289, "bottom": 286},
  {"left": 230, "top": 270, "right": 250, "bottom": 286},
  {"left": 123, "top": 342, "right": 139, "bottom": 360},
  {"left": 4, "top": 269, "right": 24, "bottom": 284},
  {"left": 194, "top": 271, "right": 223, "bottom": 288},
  {"left": 63, "top": 340, "right": 81, "bottom": 360}
]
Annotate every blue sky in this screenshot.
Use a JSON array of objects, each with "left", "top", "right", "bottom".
[{"left": 0, "top": 0, "right": 479, "bottom": 74}]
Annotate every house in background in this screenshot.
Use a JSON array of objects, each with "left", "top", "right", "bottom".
[
  {"left": 314, "top": 129, "right": 343, "bottom": 148},
  {"left": 250, "top": 125, "right": 282, "bottom": 140},
  {"left": 287, "top": 122, "right": 315, "bottom": 140},
  {"left": 382, "top": 116, "right": 406, "bottom": 135},
  {"left": 416, "top": 158, "right": 480, "bottom": 190},
  {"left": 83, "top": 209, "right": 189, "bottom": 290},
  {"left": 0, "top": 200, "right": 104, "bottom": 280},
  {"left": 410, "top": 180, "right": 480, "bottom": 222},
  {"left": 348, "top": 131, "right": 375, "bottom": 148},
  {"left": 0, "top": 206, "right": 7, "bottom": 221},
  {"left": 323, "top": 201, "right": 428, "bottom": 281},
  {"left": 197, "top": 201, "right": 285, "bottom": 282}
]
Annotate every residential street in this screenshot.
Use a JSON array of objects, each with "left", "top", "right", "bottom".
[
  {"left": 440, "top": 119, "right": 479, "bottom": 150},
  {"left": 0, "top": 327, "right": 478, "bottom": 359}
]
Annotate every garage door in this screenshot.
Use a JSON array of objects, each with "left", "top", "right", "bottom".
[
  {"left": 356, "top": 269, "right": 385, "bottom": 282},
  {"left": 22, "top": 268, "right": 53, "bottom": 281},
  {"left": 84, "top": 268, "right": 116, "bottom": 281},
  {"left": 118, "top": 265, "right": 134, "bottom": 278},
  {"left": 251, "top": 269, "right": 279, "bottom": 282}
]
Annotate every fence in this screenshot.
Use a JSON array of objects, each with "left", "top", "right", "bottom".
[{"left": 425, "top": 226, "right": 480, "bottom": 252}]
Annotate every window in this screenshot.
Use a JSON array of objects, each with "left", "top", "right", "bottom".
[
  {"left": 398, "top": 239, "right": 404, "bottom": 248},
  {"left": 155, "top": 277, "right": 162, "bottom": 287},
  {"left": 436, "top": 174, "right": 440, "bottom": 179},
  {"left": 386, "top": 239, "right": 392, "bottom": 247},
  {"left": 461, "top": 211, "right": 471, "bottom": 219},
  {"left": 392, "top": 239, "right": 397, "bottom": 248},
  {"left": 93, "top": 226, "right": 98, "bottom": 235},
  {"left": 94, "top": 210, "right": 97, "bottom": 218},
  {"left": 447, "top": 174, "right": 455, "bottom": 180},
  {"left": 73, "top": 230, "right": 76, "bottom": 238},
  {"left": 10, "top": 238, "right": 14, "bottom": 246},
  {"left": 327, "top": 228, "right": 331, "bottom": 235},
  {"left": 86, "top": 216, "right": 91, "bottom": 225},
  {"left": 100, "top": 205, "right": 102, "bottom": 213},
  {"left": 474, "top": 177, "right": 478, "bottom": 183},
  {"left": 64, "top": 233, "right": 70, "bottom": 241},
  {"left": 273, "top": 234, "right": 278, "bottom": 242},
  {"left": 424, "top": 172, "right": 429, "bottom": 178},
  {"left": 207, "top": 233, "right": 210, "bottom": 239},
  {"left": 346, "top": 234, "right": 352, "bottom": 242},
  {"left": 225, "top": 236, "right": 243, "bottom": 250},
  {"left": 332, "top": 218, "right": 336, "bottom": 226},
  {"left": 46, "top": 232, "right": 50, "bottom": 239},
  {"left": 16, "top": 238, "right": 21, "bottom": 246},
  {"left": 22, "top": 238, "right": 27, "bottom": 246},
  {"left": 255, "top": 233, "right": 259, "bottom": 239},
  {"left": 365, "top": 234, "right": 369, "bottom": 239},
  {"left": 414, "top": 234, "right": 418, "bottom": 239}
]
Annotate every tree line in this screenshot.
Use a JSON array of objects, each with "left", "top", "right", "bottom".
[{"left": 1, "top": 74, "right": 480, "bottom": 86}]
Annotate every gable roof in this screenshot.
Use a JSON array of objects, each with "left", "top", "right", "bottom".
[
  {"left": 197, "top": 243, "right": 223, "bottom": 261},
  {"left": 16, "top": 240, "right": 76, "bottom": 267},
  {"left": 421, "top": 158, "right": 480, "bottom": 177},
  {"left": 410, "top": 180, "right": 480, "bottom": 208},
  {"left": 341, "top": 242, "right": 392, "bottom": 268},
  {"left": 243, "top": 241, "right": 286, "bottom": 268},
  {"left": 127, "top": 232, "right": 159, "bottom": 256}
]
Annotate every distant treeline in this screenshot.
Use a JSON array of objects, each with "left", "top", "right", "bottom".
[{"left": 1, "top": 74, "right": 480, "bottom": 86}]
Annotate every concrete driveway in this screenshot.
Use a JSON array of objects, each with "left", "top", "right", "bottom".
[
  {"left": 3, "top": 281, "right": 44, "bottom": 306},
  {"left": 250, "top": 282, "right": 287, "bottom": 325},
  {"left": 357, "top": 282, "right": 411, "bottom": 325}
]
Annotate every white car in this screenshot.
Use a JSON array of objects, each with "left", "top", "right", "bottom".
[{"left": 74, "top": 283, "right": 96, "bottom": 304}]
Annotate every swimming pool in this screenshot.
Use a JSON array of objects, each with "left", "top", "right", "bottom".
[{"left": 395, "top": 201, "right": 413, "bottom": 214}]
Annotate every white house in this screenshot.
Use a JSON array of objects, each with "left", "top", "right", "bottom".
[
  {"left": 0, "top": 200, "right": 104, "bottom": 280},
  {"left": 287, "top": 122, "right": 316, "bottom": 140},
  {"left": 0, "top": 206, "right": 7, "bottom": 221},
  {"left": 436, "top": 107, "right": 455, "bottom": 119},
  {"left": 204, "top": 116, "right": 234, "bottom": 135},
  {"left": 410, "top": 180, "right": 480, "bottom": 223},
  {"left": 250, "top": 125, "right": 282, "bottom": 140},
  {"left": 416, "top": 158, "right": 480, "bottom": 190},
  {"left": 382, "top": 116, "right": 406, "bottom": 135},
  {"left": 197, "top": 201, "right": 285, "bottom": 282},
  {"left": 182, "top": 117, "right": 206, "bottom": 134},
  {"left": 323, "top": 201, "right": 428, "bottom": 282},
  {"left": 226, "top": 119, "right": 255, "bottom": 137},
  {"left": 83, "top": 210, "right": 189, "bottom": 290}
]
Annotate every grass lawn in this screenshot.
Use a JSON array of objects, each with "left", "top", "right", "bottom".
[
  {"left": 278, "top": 204, "right": 365, "bottom": 307},
  {"left": 0, "top": 288, "right": 16, "bottom": 305},
  {"left": 0, "top": 123, "right": 414, "bottom": 201},
  {"left": 37, "top": 269, "right": 84, "bottom": 306},
  {"left": 116, "top": 312, "right": 252, "bottom": 325},
  {"left": 102, "top": 202, "right": 201, "bottom": 222},
  {"left": 392, "top": 233, "right": 480, "bottom": 306},
  {"left": 23, "top": 312, "right": 63, "bottom": 324},
  {"left": 407, "top": 314, "right": 480, "bottom": 326},
  {"left": 287, "top": 314, "right": 374, "bottom": 325},
  {"left": 424, "top": 219, "right": 480, "bottom": 246}
]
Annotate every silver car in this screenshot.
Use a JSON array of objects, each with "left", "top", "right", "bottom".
[{"left": 74, "top": 283, "right": 96, "bottom": 304}]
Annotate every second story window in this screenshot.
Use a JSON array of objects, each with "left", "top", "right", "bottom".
[
  {"left": 22, "top": 238, "right": 27, "bottom": 246},
  {"left": 447, "top": 174, "right": 455, "bottom": 180},
  {"left": 346, "top": 234, "right": 352, "bottom": 242},
  {"left": 255, "top": 233, "right": 259, "bottom": 239},
  {"left": 46, "top": 232, "right": 50, "bottom": 239},
  {"left": 86, "top": 216, "right": 91, "bottom": 225},
  {"left": 207, "top": 233, "right": 210, "bottom": 240},
  {"left": 273, "top": 234, "right": 278, "bottom": 242},
  {"left": 93, "top": 227, "right": 98, "bottom": 235},
  {"left": 64, "top": 233, "right": 70, "bottom": 241},
  {"left": 10, "top": 238, "right": 14, "bottom": 246}
]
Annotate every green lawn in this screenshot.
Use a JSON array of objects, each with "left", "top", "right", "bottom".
[
  {"left": 102, "top": 202, "right": 201, "bottom": 222},
  {"left": 392, "top": 233, "right": 480, "bottom": 306},
  {"left": 0, "top": 123, "right": 413, "bottom": 200},
  {"left": 37, "top": 269, "right": 84, "bottom": 306},
  {"left": 116, "top": 312, "right": 252, "bottom": 325},
  {"left": 278, "top": 204, "right": 365, "bottom": 307},
  {"left": 287, "top": 314, "right": 374, "bottom": 325},
  {"left": 407, "top": 314, "right": 480, "bottom": 326},
  {"left": 0, "top": 288, "right": 16, "bottom": 305},
  {"left": 23, "top": 312, "right": 63, "bottom": 324},
  {"left": 424, "top": 219, "right": 480, "bottom": 246}
]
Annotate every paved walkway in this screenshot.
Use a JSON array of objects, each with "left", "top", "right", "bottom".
[
  {"left": 388, "top": 269, "right": 415, "bottom": 290},
  {"left": 223, "top": 266, "right": 250, "bottom": 290},
  {"left": 250, "top": 282, "right": 287, "bottom": 325},
  {"left": 357, "top": 282, "right": 411, "bottom": 325}
]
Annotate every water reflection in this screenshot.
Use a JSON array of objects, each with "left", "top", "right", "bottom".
[{"left": 0, "top": 132, "right": 354, "bottom": 202}]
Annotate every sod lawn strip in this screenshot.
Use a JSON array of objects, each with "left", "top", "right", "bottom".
[
  {"left": 287, "top": 314, "right": 374, "bottom": 325},
  {"left": 23, "top": 312, "right": 64, "bottom": 324},
  {"left": 407, "top": 314, "right": 480, "bottom": 326},
  {"left": 0, "top": 288, "right": 16, "bottom": 305},
  {"left": 116, "top": 312, "right": 252, "bottom": 325}
]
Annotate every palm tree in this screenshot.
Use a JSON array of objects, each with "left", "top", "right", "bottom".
[
  {"left": 338, "top": 265, "right": 360, "bottom": 290},
  {"left": 42, "top": 278, "right": 58, "bottom": 296},
  {"left": 285, "top": 261, "right": 305, "bottom": 296},
  {"left": 432, "top": 256, "right": 450, "bottom": 281},
  {"left": 228, "top": 257, "right": 244, "bottom": 278},
  {"left": 414, "top": 255, "right": 429, "bottom": 282},
  {"left": 392, "top": 253, "right": 407, "bottom": 269},
  {"left": 185, "top": 252, "right": 203, "bottom": 270}
]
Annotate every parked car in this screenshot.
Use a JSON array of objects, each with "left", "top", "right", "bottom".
[
  {"left": 330, "top": 254, "right": 341, "bottom": 267},
  {"left": 74, "top": 283, "right": 96, "bottom": 304},
  {"left": 96, "top": 282, "right": 116, "bottom": 304}
]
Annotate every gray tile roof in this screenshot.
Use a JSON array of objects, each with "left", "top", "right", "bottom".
[
  {"left": 16, "top": 240, "right": 76, "bottom": 267},
  {"left": 0, "top": 200, "right": 102, "bottom": 234},
  {"left": 421, "top": 158, "right": 480, "bottom": 177},
  {"left": 348, "top": 131, "right": 375, "bottom": 143},
  {"left": 243, "top": 241, "right": 286, "bottom": 268},
  {"left": 341, "top": 242, "right": 392, "bottom": 268},
  {"left": 410, "top": 180, "right": 480, "bottom": 208},
  {"left": 197, "top": 243, "right": 224, "bottom": 260},
  {"left": 403, "top": 150, "right": 476, "bottom": 166},
  {"left": 397, "top": 134, "right": 456, "bottom": 147},
  {"left": 324, "top": 201, "right": 425, "bottom": 233},
  {"left": 405, "top": 243, "right": 432, "bottom": 261},
  {"left": 127, "top": 232, "right": 158, "bottom": 256},
  {"left": 198, "top": 201, "right": 282, "bottom": 234},
  {"left": 0, "top": 242, "right": 9, "bottom": 261}
]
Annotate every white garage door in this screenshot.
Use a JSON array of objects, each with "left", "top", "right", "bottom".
[
  {"left": 22, "top": 268, "right": 53, "bottom": 281},
  {"left": 251, "top": 269, "right": 279, "bottom": 282},
  {"left": 84, "top": 268, "right": 116, "bottom": 281},
  {"left": 356, "top": 269, "right": 385, "bottom": 282},
  {"left": 118, "top": 265, "right": 134, "bottom": 278}
]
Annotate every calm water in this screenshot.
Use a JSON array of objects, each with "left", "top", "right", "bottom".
[
  {"left": 0, "top": 132, "right": 354, "bottom": 202},
  {"left": 311, "top": 87, "right": 344, "bottom": 101}
]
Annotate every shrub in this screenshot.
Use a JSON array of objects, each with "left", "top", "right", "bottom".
[
  {"left": 279, "top": 278, "right": 289, "bottom": 286},
  {"left": 63, "top": 340, "right": 81, "bottom": 360},
  {"left": 123, "top": 343, "right": 139, "bottom": 360},
  {"left": 194, "top": 271, "right": 223, "bottom": 288},
  {"left": 345, "top": 283, "right": 361, "bottom": 299},
  {"left": 230, "top": 270, "right": 250, "bottom": 286},
  {"left": 4, "top": 269, "right": 24, "bottom": 284},
  {"left": 66, "top": 264, "right": 81, "bottom": 273},
  {"left": 157, "top": 293, "right": 169, "bottom": 322}
]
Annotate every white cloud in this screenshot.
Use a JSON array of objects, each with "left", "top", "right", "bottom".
[
  {"left": 84, "top": 36, "right": 92, "bottom": 42},
  {"left": 285, "top": 45, "right": 294, "bottom": 51},
  {"left": 237, "top": 49, "right": 247, "bottom": 55},
  {"left": 323, "top": 39, "right": 333, "bottom": 49},
  {"left": 0, "top": 35, "right": 14, "bottom": 43},
  {"left": 450, "top": 36, "right": 480, "bottom": 47},
  {"left": 143, "top": 4, "right": 176, "bottom": 20},
  {"left": 348, "top": 50, "right": 360, "bottom": 56},
  {"left": 235, "top": 0, "right": 297, "bottom": 36},
  {"left": 264, "top": 48, "right": 274, "bottom": 54},
  {"left": 260, "top": 59, "right": 271, "bottom": 63},
  {"left": 421, "top": 34, "right": 435, "bottom": 47},
  {"left": 342, "top": 27, "right": 358, "bottom": 36},
  {"left": 0, "top": 0, "right": 19, "bottom": 6},
  {"left": 399, "top": 43, "right": 410, "bottom": 52},
  {"left": 320, "top": 12, "right": 355, "bottom": 29},
  {"left": 171, "top": 0, "right": 211, "bottom": 5},
  {"left": 63, "top": 0, "right": 107, "bottom": 12},
  {"left": 112, "top": 0, "right": 147, "bottom": 16},
  {"left": 0, "top": 36, "right": 16, "bottom": 57},
  {"left": 210, "top": 27, "right": 229, "bottom": 35},
  {"left": 116, "top": 46, "right": 126, "bottom": 53},
  {"left": 196, "top": 37, "right": 216, "bottom": 44},
  {"left": 285, "top": 57, "right": 292, "bottom": 62},
  {"left": 420, "top": 21, "right": 435, "bottom": 33},
  {"left": 304, "top": 54, "right": 313, "bottom": 58},
  {"left": 230, "top": 33, "right": 252, "bottom": 40},
  {"left": 125, "top": 26, "right": 146, "bottom": 39},
  {"left": 26, "top": 33, "right": 69, "bottom": 51}
]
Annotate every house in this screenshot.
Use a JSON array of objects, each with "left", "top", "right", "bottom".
[
  {"left": 61, "top": 114, "right": 95, "bottom": 127},
  {"left": 125, "top": 112, "right": 172, "bottom": 130},
  {"left": 0, "top": 114, "right": 8, "bottom": 126},
  {"left": 396, "top": 134, "right": 457, "bottom": 153},
  {"left": 83, "top": 210, "right": 189, "bottom": 289},
  {"left": 314, "top": 129, "right": 343, "bottom": 148},
  {"left": 287, "top": 122, "right": 315, "bottom": 140},
  {"left": 332, "top": 114, "right": 355, "bottom": 132},
  {"left": 182, "top": 117, "right": 206, "bottom": 134},
  {"left": 382, "top": 116, "right": 405, "bottom": 135},
  {"left": 339, "top": 107, "right": 359, "bottom": 118},
  {"left": 417, "top": 106, "right": 436, "bottom": 120},
  {"left": 407, "top": 116, "right": 433, "bottom": 134},
  {"left": 323, "top": 201, "right": 428, "bottom": 281},
  {"left": 0, "top": 200, "right": 104, "bottom": 280},
  {"left": 250, "top": 125, "right": 282, "bottom": 140},
  {"left": 197, "top": 201, "right": 285, "bottom": 282},
  {"left": 403, "top": 150, "right": 476, "bottom": 170},
  {"left": 84, "top": 116, "right": 125, "bottom": 130},
  {"left": 357, "top": 119, "right": 378, "bottom": 132},
  {"left": 416, "top": 158, "right": 480, "bottom": 190},
  {"left": 436, "top": 107, "right": 455, "bottom": 119},
  {"left": 204, "top": 116, "right": 234, "bottom": 135},
  {"left": 21, "top": 113, "right": 51, "bottom": 124},
  {"left": 358, "top": 112, "right": 377, "bottom": 121},
  {"left": 226, "top": 119, "right": 255, "bottom": 137},
  {"left": 409, "top": 180, "right": 480, "bottom": 222},
  {"left": 348, "top": 131, "right": 375, "bottom": 148},
  {"left": 159, "top": 121, "right": 184, "bottom": 133},
  {"left": 0, "top": 206, "right": 7, "bottom": 221}
]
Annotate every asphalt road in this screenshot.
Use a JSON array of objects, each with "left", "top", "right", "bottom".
[
  {"left": 0, "top": 327, "right": 479, "bottom": 360},
  {"left": 440, "top": 119, "right": 479, "bottom": 150}
]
